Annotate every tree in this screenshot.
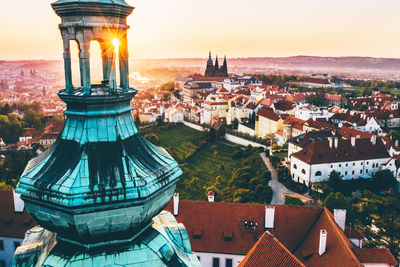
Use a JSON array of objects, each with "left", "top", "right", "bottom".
[
  {"left": 173, "top": 90, "right": 181, "bottom": 100},
  {"left": 162, "top": 93, "right": 171, "bottom": 102},
  {"left": 323, "top": 192, "right": 352, "bottom": 220},
  {"left": 328, "top": 170, "right": 342, "bottom": 192},
  {"left": 158, "top": 81, "right": 177, "bottom": 92},
  {"left": 354, "top": 190, "right": 400, "bottom": 260},
  {"left": 361, "top": 87, "right": 372, "bottom": 96},
  {"left": 371, "top": 170, "right": 398, "bottom": 193},
  {"left": 285, "top": 196, "right": 304, "bottom": 206}
]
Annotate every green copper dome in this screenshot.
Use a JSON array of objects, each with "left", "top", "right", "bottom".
[
  {"left": 16, "top": 88, "right": 183, "bottom": 247},
  {"left": 52, "top": 0, "right": 130, "bottom": 6}
]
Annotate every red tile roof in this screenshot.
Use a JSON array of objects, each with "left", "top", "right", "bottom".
[
  {"left": 291, "top": 137, "right": 390, "bottom": 165},
  {"left": 0, "top": 190, "right": 36, "bottom": 238},
  {"left": 257, "top": 108, "right": 281, "bottom": 122},
  {"left": 287, "top": 130, "right": 334, "bottom": 149},
  {"left": 284, "top": 116, "right": 306, "bottom": 131},
  {"left": 352, "top": 248, "right": 398, "bottom": 266},
  {"left": 239, "top": 232, "right": 305, "bottom": 267},
  {"left": 294, "top": 208, "right": 363, "bottom": 267},
  {"left": 324, "top": 93, "right": 344, "bottom": 102},
  {"left": 164, "top": 200, "right": 322, "bottom": 255},
  {"left": 338, "top": 126, "right": 373, "bottom": 139}
]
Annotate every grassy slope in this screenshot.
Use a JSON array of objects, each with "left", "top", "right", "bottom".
[{"left": 141, "top": 124, "right": 266, "bottom": 201}]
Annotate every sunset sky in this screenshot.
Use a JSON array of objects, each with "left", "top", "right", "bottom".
[{"left": 1, "top": 0, "right": 400, "bottom": 60}]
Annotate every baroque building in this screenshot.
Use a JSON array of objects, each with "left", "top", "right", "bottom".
[
  {"left": 205, "top": 52, "right": 228, "bottom": 77},
  {"left": 13, "top": 0, "right": 200, "bottom": 266}
]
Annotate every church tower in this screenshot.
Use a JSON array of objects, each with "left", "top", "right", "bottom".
[
  {"left": 213, "top": 55, "right": 220, "bottom": 76},
  {"left": 205, "top": 51, "right": 214, "bottom": 77},
  {"left": 221, "top": 55, "right": 228, "bottom": 77},
  {"left": 14, "top": 1, "right": 200, "bottom": 266}
]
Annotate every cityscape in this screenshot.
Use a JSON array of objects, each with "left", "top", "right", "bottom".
[{"left": 0, "top": 0, "right": 399, "bottom": 267}]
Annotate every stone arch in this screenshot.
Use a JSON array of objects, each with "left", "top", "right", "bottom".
[
  {"left": 69, "top": 40, "right": 81, "bottom": 89},
  {"left": 89, "top": 40, "right": 103, "bottom": 84}
]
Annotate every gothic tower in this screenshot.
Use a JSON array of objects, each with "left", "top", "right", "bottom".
[
  {"left": 221, "top": 55, "right": 228, "bottom": 77},
  {"left": 213, "top": 55, "right": 220, "bottom": 76},
  {"left": 14, "top": 1, "right": 200, "bottom": 266},
  {"left": 205, "top": 51, "right": 214, "bottom": 77}
]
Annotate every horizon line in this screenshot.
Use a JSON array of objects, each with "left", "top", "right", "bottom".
[{"left": 2, "top": 54, "right": 400, "bottom": 62}]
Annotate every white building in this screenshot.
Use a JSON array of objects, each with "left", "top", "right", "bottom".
[
  {"left": 165, "top": 107, "right": 184, "bottom": 123},
  {"left": 0, "top": 191, "right": 35, "bottom": 267},
  {"left": 295, "top": 104, "right": 332, "bottom": 121},
  {"left": 290, "top": 136, "right": 391, "bottom": 185}
]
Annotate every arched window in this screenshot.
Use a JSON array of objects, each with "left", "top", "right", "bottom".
[
  {"left": 315, "top": 171, "right": 322, "bottom": 176},
  {"left": 302, "top": 169, "right": 306, "bottom": 174},
  {"left": 89, "top": 40, "right": 103, "bottom": 84},
  {"left": 294, "top": 164, "right": 297, "bottom": 169},
  {"left": 69, "top": 40, "right": 80, "bottom": 88}
]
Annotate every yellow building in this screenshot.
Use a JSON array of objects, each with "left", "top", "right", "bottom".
[{"left": 255, "top": 108, "right": 283, "bottom": 138}]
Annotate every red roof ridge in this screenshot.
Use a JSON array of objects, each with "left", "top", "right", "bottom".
[
  {"left": 323, "top": 208, "right": 362, "bottom": 266},
  {"left": 239, "top": 231, "right": 305, "bottom": 267}
]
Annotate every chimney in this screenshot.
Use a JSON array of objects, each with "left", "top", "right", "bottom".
[
  {"left": 351, "top": 136, "right": 356, "bottom": 147},
  {"left": 395, "top": 139, "right": 399, "bottom": 147},
  {"left": 319, "top": 229, "right": 328, "bottom": 256},
  {"left": 334, "top": 137, "right": 338, "bottom": 149},
  {"left": 208, "top": 190, "right": 215, "bottom": 202},
  {"left": 13, "top": 190, "right": 24, "bottom": 213},
  {"left": 173, "top": 193, "right": 179, "bottom": 216},
  {"left": 265, "top": 206, "right": 275, "bottom": 229},
  {"left": 328, "top": 137, "right": 333, "bottom": 148},
  {"left": 371, "top": 135, "right": 376, "bottom": 145},
  {"left": 334, "top": 209, "right": 346, "bottom": 231}
]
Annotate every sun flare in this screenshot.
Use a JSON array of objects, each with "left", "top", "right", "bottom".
[{"left": 112, "top": 38, "right": 120, "bottom": 53}]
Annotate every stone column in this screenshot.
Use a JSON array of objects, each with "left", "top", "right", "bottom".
[
  {"left": 119, "top": 33, "right": 129, "bottom": 91},
  {"left": 109, "top": 50, "right": 117, "bottom": 93},
  {"left": 79, "top": 41, "right": 91, "bottom": 95},
  {"left": 63, "top": 38, "right": 73, "bottom": 93}
]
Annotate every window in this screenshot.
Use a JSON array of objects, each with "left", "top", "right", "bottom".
[
  {"left": 353, "top": 163, "right": 355, "bottom": 166},
  {"left": 197, "top": 256, "right": 201, "bottom": 262},
  {"left": 302, "top": 169, "right": 306, "bottom": 174},
  {"left": 361, "top": 162, "right": 363, "bottom": 165},
  {"left": 226, "top": 259, "right": 233, "bottom": 267},
  {"left": 14, "top": 241, "right": 20, "bottom": 251},
  {"left": 346, "top": 163, "right": 348, "bottom": 167},
  {"left": 294, "top": 164, "right": 297, "bottom": 169},
  {"left": 360, "top": 170, "right": 363, "bottom": 174},
  {"left": 212, "top": 258, "right": 220, "bottom": 267},
  {"left": 330, "top": 165, "right": 333, "bottom": 168},
  {"left": 352, "top": 171, "right": 355, "bottom": 175},
  {"left": 0, "top": 240, "right": 3, "bottom": 250},
  {"left": 345, "top": 171, "right": 348, "bottom": 175},
  {"left": 339, "top": 164, "right": 341, "bottom": 167},
  {"left": 367, "top": 161, "right": 369, "bottom": 165},
  {"left": 315, "top": 171, "right": 322, "bottom": 176},
  {"left": 366, "top": 169, "right": 369, "bottom": 173}
]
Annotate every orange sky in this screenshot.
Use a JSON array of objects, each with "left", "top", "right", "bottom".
[{"left": 1, "top": 0, "right": 400, "bottom": 60}]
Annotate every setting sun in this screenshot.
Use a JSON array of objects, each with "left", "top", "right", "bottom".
[{"left": 112, "top": 38, "right": 120, "bottom": 53}]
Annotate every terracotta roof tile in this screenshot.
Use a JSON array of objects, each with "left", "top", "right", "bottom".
[
  {"left": 352, "top": 248, "right": 398, "bottom": 266},
  {"left": 0, "top": 190, "right": 37, "bottom": 238},
  {"left": 164, "top": 201, "right": 322, "bottom": 255},
  {"left": 257, "top": 108, "right": 281, "bottom": 122},
  {"left": 294, "top": 209, "right": 363, "bottom": 267},
  {"left": 239, "top": 232, "right": 305, "bottom": 267},
  {"left": 291, "top": 137, "right": 389, "bottom": 165}
]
